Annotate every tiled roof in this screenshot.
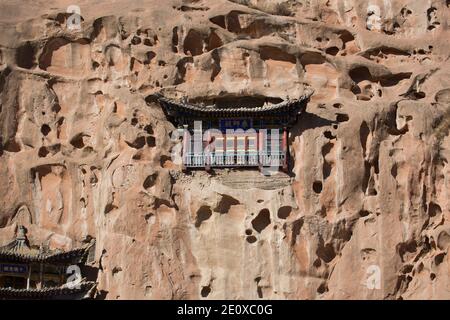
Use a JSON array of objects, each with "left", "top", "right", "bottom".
[
  {"left": 0, "top": 245, "right": 93, "bottom": 264},
  {"left": 156, "top": 91, "right": 312, "bottom": 118},
  {"left": 0, "top": 281, "right": 96, "bottom": 299},
  {"left": 0, "top": 226, "right": 94, "bottom": 264}
]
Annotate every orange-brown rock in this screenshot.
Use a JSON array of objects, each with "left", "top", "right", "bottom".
[{"left": 0, "top": 0, "right": 449, "bottom": 299}]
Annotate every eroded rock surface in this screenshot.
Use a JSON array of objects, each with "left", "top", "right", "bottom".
[{"left": 0, "top": 0, "right": 449, "bottom": 299}]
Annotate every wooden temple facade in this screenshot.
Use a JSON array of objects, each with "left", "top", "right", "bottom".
[
  {"left": 0, "top": 226, "right": 96, "bottom": 300},
  {"left": 157, "top": 94, "right": 310, "bottom": 172}
]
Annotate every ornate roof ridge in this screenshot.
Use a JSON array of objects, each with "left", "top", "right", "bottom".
[
  {"left": 0, "top": 280, "right": 97, "bottom": 298},
  {"left": 156, "top": 91, "right": 312, "bottom": 113},
  {"left": 0, "top": 227, "right": 95, "bottom": 263}
]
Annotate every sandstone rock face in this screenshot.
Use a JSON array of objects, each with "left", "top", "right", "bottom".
[{"left": 0, "top": 0, "right": 449, "bottom": 300}]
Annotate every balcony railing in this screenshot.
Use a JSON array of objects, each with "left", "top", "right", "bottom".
[{"left": 183, "top": 151, "right": 286, "bottom": 168}]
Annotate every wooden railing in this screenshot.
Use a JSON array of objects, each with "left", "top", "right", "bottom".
[{"left": 183, "top": 151, "right": 286, "bottom": 168}]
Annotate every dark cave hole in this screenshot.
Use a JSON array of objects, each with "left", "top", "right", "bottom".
[
  {"left": 251, "top": 209, "right": 271, "bottom": 233},
  {"left": 195, "top": 206, "right": 212, "bottom": 228},
  {"left": 313, "top": 181, "right": 323, "bottom": 194},
  {"left": 41, "top": 124, "right": 51, "bottom": 136},
  {"left": 201, "top": 285, "right": 211, "bottom": 297}
]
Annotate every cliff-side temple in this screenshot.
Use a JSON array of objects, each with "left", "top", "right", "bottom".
[
  {"left": 157, "top": 93, "right": 311, "bottom": 172},
  {"left": 0, "top": 226, "right": 96, "bottom": 300}
]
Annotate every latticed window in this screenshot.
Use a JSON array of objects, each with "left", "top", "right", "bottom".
[{"left": 179, "top": 128, "right": 287, "bottom": 169}]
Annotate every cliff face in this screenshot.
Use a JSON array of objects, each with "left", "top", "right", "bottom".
[{"left": 0, "top": 0, "right": 449, "bottom": 299}]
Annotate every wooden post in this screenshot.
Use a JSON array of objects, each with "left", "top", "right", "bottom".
[
  {"left": 222, "top": 131, "right": 227, "bottom": 166},
  {"left": 282, "top": 127, "right": 288, "bottom": 172},
  {"left": 224, "top": 133, "right": 227, "bottom": 154},
  {"left": 26, "top": 264, "right": 31, "bottom": 289},
  {"left": 205, "top": 130, "right": 211, "bottom": 172},
  {"left": 182, "top": 125, "right": 189, "bottom": 171},
  {"left": 256, "top": 129, "right": 259, "bottom": 154},
  {"left": 233, "top": 135, "right": 237, "bottom": 166},
  {"left": 39, "top": 262, "right": 43, "bottom": 289},
  {"left": 245, "top": 135, "right": 248, "bottom": 165},
  {"left": 255, "top": 130, "right": 259, "bottom": 167},
  {"left": 258, "top": 130, "right": 264, "bottom": 171},
  {"left": 60, "top": 266, "right": 64, "bottom": 286}
]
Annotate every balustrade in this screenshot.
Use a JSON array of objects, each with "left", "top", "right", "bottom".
[{"left": 182, "top": 130, "right": 287, "bottom": 169}]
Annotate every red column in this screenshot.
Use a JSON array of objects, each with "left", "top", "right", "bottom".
[
  {"left": 182, "top": 125, "right": 189, "bottom": 171},
  {"left": 224, "top": 134, "right": 227, "bottom": 153},
  {"left": 258, "top": 130, "right": 264, "bottom": 170},
  {"left": 282, "top": 127, "right": 288, "bottom": 172},
  {"left": 255, "top": 130, "right": 259, "bottom": 167},
  {"left": 205, "top": 130, "right": 211, "bottom": 171},
  {"left": 233, "top": 135, "right": 237, "bottom": 165},
  {"left": 256, "top": 130, "right": 259, "bottom": 154},
  {"left": 223, "top": 133, "right": 227, "bottom": 165}
]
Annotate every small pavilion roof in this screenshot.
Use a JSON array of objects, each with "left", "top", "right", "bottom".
[
  {"left": 0, "top": 226, "right": 94, "bottom": 264},
  {"left": 155, "top": 90, "right": 312, "bottom": 121},
  {"left": 0, "top": 280, "right": 96, "bottom": 299}
]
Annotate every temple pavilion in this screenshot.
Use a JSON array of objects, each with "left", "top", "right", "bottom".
[
  {"left": 156, "top": 92, "right": 311, "bottom": 172},
  {"left": 0, "top": 226, "right": 96, "bottom": 300}
]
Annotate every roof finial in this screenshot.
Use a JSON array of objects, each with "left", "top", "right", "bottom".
[
  {"left": 16, "top": 225, "right": 27, "bottom": 241},
  {"left": 13, "top": 225, "right": 30, "bottom": 251}
]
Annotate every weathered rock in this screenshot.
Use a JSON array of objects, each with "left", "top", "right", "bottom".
[{"left": 0, "top": 0, "right": 449, "bottom": 299}]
